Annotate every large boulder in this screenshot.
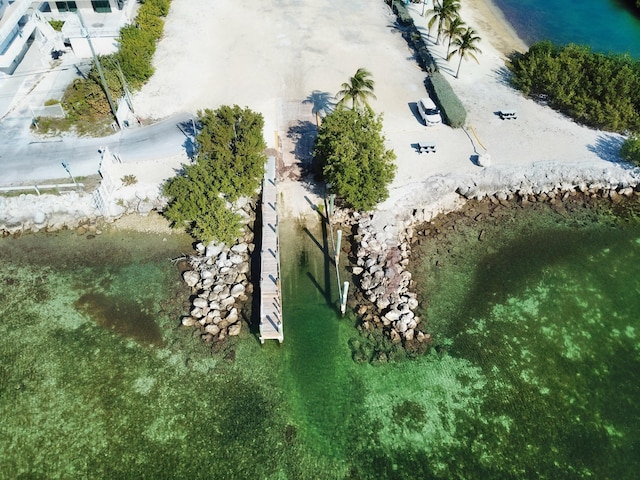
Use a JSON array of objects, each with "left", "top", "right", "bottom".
[
  {"left": 193, "top": 297, "right": 208, "bottom": 309},
  {"left": 230, "top": 284, "right": 246, "bottom": 297},
  {"left": 204, "top": 324, "right": 220, "bottom": 335},
  {"left": 231, "top": 243, "right": 248, "bottom": 254},
  {"left": 183, "top": 270, "right": 200, "bottom": 287}
]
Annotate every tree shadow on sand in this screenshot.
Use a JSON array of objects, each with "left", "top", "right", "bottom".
[
  {"left": 587, "top": 133, "right": 633, "bottom": 167},
  {"left": 285, "top": 120, "right": 325, "bottom": 198}
]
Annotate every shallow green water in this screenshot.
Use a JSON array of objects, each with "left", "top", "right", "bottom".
[{"left": 1, "top": 200, "right": 639, "bottom": 478}]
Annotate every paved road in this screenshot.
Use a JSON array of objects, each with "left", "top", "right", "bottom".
[{"left": 0, "top": 112, "right": 195, "bottom": 186}]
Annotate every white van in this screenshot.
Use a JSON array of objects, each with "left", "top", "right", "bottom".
[{"left": 417, "top": 97, "right": 442, "bottom": 125}]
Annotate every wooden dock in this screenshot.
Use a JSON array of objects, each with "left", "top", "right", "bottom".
[{"left": 259, "top": 156, "right": 283, "bottom": 343}]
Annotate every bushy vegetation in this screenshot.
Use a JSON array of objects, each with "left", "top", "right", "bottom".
[
  {"left": 162, "top": 106, "right": 267, "bottom": 244},
  {"left": 56, "top": 0, "right": 171, "bottom": 131},
  {"left": 509, "top": 41, "right": 640, "bottom": 133},
  {"left": 314, "top": 106, "right": 396, "bottom": 211},
  {"left": 48, "top": 19, "right": 64, "bottom": 31},
  {"left": 390, "top": 0, "right": 413, "bottom": 26},
  {"left": 621, "top": 134, "right": 640, "bottom": 166},
  {"left": 427, "top": 73, "right": 467, "bottom": 127}
]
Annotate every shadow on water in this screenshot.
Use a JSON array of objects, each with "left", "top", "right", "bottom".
[
  {"left": 280, "top": 216, "right": 358, "bottom": 458},
  {"left": 451, "top": 227, "right": 615, "bottom": 331},
  {"left": 74, "top": 292, "right": 164, "bottom": 346}
]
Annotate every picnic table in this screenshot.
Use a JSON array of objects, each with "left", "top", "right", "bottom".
[
  {"left": 419, "top": 141, "right": 437, "bottom": 153},
  {"left": 499, "top": 109, "right": 518, "bottom": 120}
]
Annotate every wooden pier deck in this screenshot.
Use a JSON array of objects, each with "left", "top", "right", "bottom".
[{"left": 259, "top": 156, "right": 283, "bottom": 343}]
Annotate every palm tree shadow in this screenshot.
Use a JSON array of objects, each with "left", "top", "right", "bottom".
[
  {"left": 303, "top": 90, "right": 336, "bottom": 124},
  {"left": 587, "top": 133, "right": 631, "bottom": 166}
]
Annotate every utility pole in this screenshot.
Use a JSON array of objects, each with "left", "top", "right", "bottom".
[
  {"left": 77, "top": 10, "right": 120, "bottom": 129},
  {"left": 114, "top": 59, "right": 134, "bottom": 113}
]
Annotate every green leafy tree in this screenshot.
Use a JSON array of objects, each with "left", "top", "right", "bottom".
[
  {"left": 336, "top": 68, "right": 377, "bottom": 110},
  {"left": 163, "top": 106, "right": 267, "bottom": 244},
  {"left": 196, "top": 105, "right": 268, "bottom": 201},
  {"left": 314, "top": 106, "right": 396, "bottom": 211},
  {"left": 621, "top": 133, "right": 640, "bottom": 166},
  {"left": 509, "top": 41, "right": 640, "bottom": 132},
  {"left": 426, "top": 0, "right": 461, "bottom": 45},
  {"left": 447, "top": 26, "right": 482, "bottom": 78}
]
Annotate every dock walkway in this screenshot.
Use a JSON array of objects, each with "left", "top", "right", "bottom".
[{"left": 259, "top": 156, "right": 283, "bottom": 343}]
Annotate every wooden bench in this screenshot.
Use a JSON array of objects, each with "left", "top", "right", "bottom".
[{"left": 418, "top": 141, "right": 437, "bottom": 154}]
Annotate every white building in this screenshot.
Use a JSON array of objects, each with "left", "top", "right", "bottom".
[{"left": 0, "top": 0, "right": 136, "bottom": 75}]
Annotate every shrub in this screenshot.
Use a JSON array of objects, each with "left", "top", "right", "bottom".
[
  {"left": 405, "top": 25, "right": 439, "bottom": 73},
  {"left": 140, "top": 0, "right": 170, "bottom": 17},
  {"left": 121, "top": 174, "right": 138, "bottom": 186},
  {"left": 392, "top": 0, "right": 414, "bottom": 26},
  {"left": 62, "top": 60, "right": 123, "bottom": 123},
  {"left": 427, "top": 73, "right": 467, "bottom": 128},
  {"left": 59, "top": 0, "right": 171, "bottom": 131},
  {"left": 621, "top": 133, "right": 640, "bottom": 166},
  {"left": 116, "top": 26, "right": 157, "bottom": 87},
  {"left": 509, "top": 41, "right": 640, "bottom": 132},
  {"left": 49, "top": 20, "right": 64, "bottom": 31},
  {"left": 136, "top": 10, "right": 165, "bottom": 40}
]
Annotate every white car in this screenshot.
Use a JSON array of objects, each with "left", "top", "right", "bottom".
[{"left": 417, "top": 97, "right": 442, "bottom": 125}]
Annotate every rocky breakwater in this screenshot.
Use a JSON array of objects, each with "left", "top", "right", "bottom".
[
  {"left": 351, "top": 214, "right": 430, "bottom": 348},
  {"left": 0, "top": 191, "right": 101, "bottom": 235},
  {"left": 180, "top": 235, "right": 254, "bottom": 344},
  {"left": 0, "top": 186, "right": 165, "bottom": 236}
]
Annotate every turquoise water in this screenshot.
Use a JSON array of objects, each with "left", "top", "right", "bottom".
[
  {"left": 493, "top": 0, "right": 640, "bottom": 56},
  {"left": 1, "top": 198, "right": 640, "bottom": 477}
]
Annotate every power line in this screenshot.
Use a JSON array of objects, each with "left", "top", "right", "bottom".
[{"left": 3, "top": 61, "right": 93, "bottom": 80}]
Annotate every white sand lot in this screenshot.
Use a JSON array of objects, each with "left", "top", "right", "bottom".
[{"left": 132, "top": 0, "right": 631, "bottom": 223}]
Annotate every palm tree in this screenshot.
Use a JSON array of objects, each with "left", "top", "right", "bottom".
[
  {"left": 447, "top": 26, "right": 482, "bottom": 78},
  {"left": 426, "top": 0, "right": 461, "bottom": 45},
  {"left": 336, "top": 68, "right": 377, "bottom": 110},
  {"left": 443, "top": 15, "right": 466, "bottom": 58}
]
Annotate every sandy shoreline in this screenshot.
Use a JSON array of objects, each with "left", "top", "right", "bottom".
[
  {"left": 468, "top": 0, "right": 528, "bottom": 57},
  {"left": 3, "top": 0, "right": 639, "bottom": 237}
]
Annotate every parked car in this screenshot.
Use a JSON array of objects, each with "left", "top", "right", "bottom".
[{"left": 417, "top": 97, "right": 442, "bottom": 125}]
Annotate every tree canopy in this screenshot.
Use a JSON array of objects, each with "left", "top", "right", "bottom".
[
  {"left": 163, "top": 105, "right": 267, "bottom": 244},
  {"left": 509, "top": 41, "right": 640, "bottom": 132},
  {"left": 621, "top": 134, "right": 640, "bottom": 166},
  {"left": 314, "top": 106, "right": 396, "bottom": 211}
]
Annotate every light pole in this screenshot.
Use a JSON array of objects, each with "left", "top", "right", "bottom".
[
  {"left": 61, "top": 161, "right": 78, "bottom": 189},
  {"left": 422, "top": 0, "right": 428, "bottom": 16}
]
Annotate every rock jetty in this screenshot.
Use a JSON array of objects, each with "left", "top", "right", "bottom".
[
  {"left": 0, "top": 188, "right": 164, "bottom": 236},
  {"left": 350, "top": 213, "right": 430, "bottom": 348},
  {"left": 179, "top": 229, "right": 255, "bottom": 344},
  {"left": 350, "top": 163, "right": 640, "bottom": 346}
]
